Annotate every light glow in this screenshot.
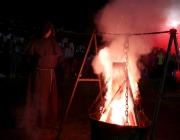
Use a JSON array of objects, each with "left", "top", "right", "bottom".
[
  {"left": 97, "top": 46, "right": 139, "bottom": 126},
  {"left": 171, "top": 21, "right": 178, "bottom": 28}
]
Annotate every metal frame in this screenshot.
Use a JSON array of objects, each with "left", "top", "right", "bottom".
[
  {"left": 55, "top": 29, "right": 180, "bottom": 140},
  {"left": 150, "top": 28, "right": 180, "bottom": 140},
  {"left": 56, "top": 31, "right": 102, "bottom": 140}
]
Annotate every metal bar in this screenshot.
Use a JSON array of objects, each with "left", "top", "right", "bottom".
[
  {"left": 78, "top": 79, "right": 100, "bottom": 81},
  {"left": 132, "top": 31, "right": 170, "bottom": 35},
  {"left": 97, "top": 30, "right": 170, "bottom": 36},
  {"left": 102, "top": 80, "right": 126, "bottom": 114},
  {"left": 173, "top": 29, "right": 180, "bottom": 63},
  {"left": 150, "top": 30, "right": 175, "bottom": 140},
  {"left": 88, "top": 78, "right": 110, "bottom": 114},
  {"left": 128, "top": 80, "right": 139, "bottom": 127},
  {"left": 94, "top": 32, "right": 102, "bottom": 91}
]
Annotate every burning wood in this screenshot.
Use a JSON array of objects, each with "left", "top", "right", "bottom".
[
  {"left": 89, "top": 33, "right": 151, "bottom": 140},
  {"left": 90, "top": 43, "right": 151, "bottom": 128},
  {"left": 98, "top": 60, "right": 141, "bottom": 126}
]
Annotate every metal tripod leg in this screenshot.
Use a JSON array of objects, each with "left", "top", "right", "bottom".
[
  {"left": 150, "top": 29, "right": 179, "bottom": 140},
  {"left": 56, "top": 32, "right": 101, "bottom": 140}
]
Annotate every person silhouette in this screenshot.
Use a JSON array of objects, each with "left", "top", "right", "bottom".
[{"left": 18, "top": 20, "right": 63, "bottom": 129}]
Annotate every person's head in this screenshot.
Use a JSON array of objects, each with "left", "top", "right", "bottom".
[{"left": 42, "top": 20, "right": 55, "bottom": 38}]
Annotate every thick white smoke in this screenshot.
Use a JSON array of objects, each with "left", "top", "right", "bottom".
[
  {"left": 92, "top": 0, "right": 180, "bottom": 81},
  {"left": 94, "top": 0, "right": 180, "bottom": 34}
]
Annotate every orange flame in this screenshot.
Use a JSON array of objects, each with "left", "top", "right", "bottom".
[{"left": 98, "top": 47, "right": 139, "bottom": 126}]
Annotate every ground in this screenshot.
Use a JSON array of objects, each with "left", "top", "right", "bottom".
[{"left": 0, "top": 69, "right": 180, "bottom": 140}]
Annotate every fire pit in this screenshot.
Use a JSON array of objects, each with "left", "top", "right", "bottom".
[
  {"left": 89, "top": 110, "right": 151, "bottom": 140},
  {"left": 88, "top": 82, "right": 151, "bottom": 140},
  {"left": 88, "top": 74, "right": 152, "bottom": 140},
  {"left": 89, "top": 45, "right": 152, "bottom": 139}
]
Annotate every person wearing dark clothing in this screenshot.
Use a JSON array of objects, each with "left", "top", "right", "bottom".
[
  {"left": 0, "top": 38, "right": 11, "bottom": 75},
  {"left": 167, "top": 54, "right": 178, "bottom": 80},
  {"left": 156, "top": 50, "right": 164, "bottom": 78},
  {"left": 9, "top": 38, "right": 21, "bottom": 78},
  {"left": 149, "top": 49, "right": 158, "bottom": 79},
  {"left": 0, "top": 36, "right": 4, "bottom": 73},
  {"left": 17, "top": 20, "right": 63, "bottom": 129}
]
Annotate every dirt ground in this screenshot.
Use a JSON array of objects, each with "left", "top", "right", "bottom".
[{"left": 0, "top": 69, "right": 180, "bottom": 140}]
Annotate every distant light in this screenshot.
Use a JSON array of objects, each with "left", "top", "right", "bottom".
[{"left": 171, "top": 21, "right": 178, "bottom": 28}]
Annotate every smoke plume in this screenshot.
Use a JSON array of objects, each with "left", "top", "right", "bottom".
[{"left": 92, "top": 0, "right": 180, "bottom": 80}]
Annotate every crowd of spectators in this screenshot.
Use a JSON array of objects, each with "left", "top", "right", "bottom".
[
  {"left": 0, "top": 19, "right": 40, "bottom": 78},
  {"left": 138, "top": 47, "right": 179, "bottom": 81},
  {"left": 0, "top": 33, "right": 27, "bottom": 78},
  {"left": 0, "top": 19, "right": 179, "bottom": 80},
  {"left": 0, "top": 35, "right": 89, "bottom": 78},
  {"left": 58, "top": 37, "right": 92, "bottom": 77},
  {"left": 0, "top": 19, "right": 90, "bottom": 78},
  {"left": 0, "top": 32, "right": 179, "bottom": 81},
  {"left": 0, "top": 34, "right": 90, "bottom": 79}
]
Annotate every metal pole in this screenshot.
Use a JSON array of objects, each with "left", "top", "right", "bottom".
[
  {"left": 94, "top": 33, "right": 102, "bottom": 91},
  {"left": 150, "top": 29, "right": 176, "bottom": 140},
  {"left": 172, "top": 29, "right": 180, "bottom": 62},
  {"left": 55, "top": 33, "right": 95, "bottom": 140}
]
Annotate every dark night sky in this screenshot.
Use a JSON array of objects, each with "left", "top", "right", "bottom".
[{"left": 0, "top": 0, "right": 109, "bottom": 32}]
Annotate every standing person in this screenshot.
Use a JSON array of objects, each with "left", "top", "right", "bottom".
[
  {"left": 17, "top": 37, "right": 26, "bottom": 78},
  {"left": 18, "top": 20, "right": 63, "bottom": 129},
  {"left": 64, "top": 42, "right": 75, "bottom": 77},
  {"left": 149, "top": 49, "right": 158, "bottom": 79},
  {"left": 1, "top": 37, "right": 11, "bottom": 76},
  {"left": 0, "top": 36, "right": 5, "bottom": 75},
  {"left": 9, "top": 36, "right": 21, "bottom": 78},
  {"left": 172, "top": 54, "right": 179, "bottom": 80},
  {"left": 156, "top": 49, "right": 164, "bottom": 79}
]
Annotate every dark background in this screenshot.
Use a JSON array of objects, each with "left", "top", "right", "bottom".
[{"left": 0, "top": 0, "right": 109, "bottom": 32}]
